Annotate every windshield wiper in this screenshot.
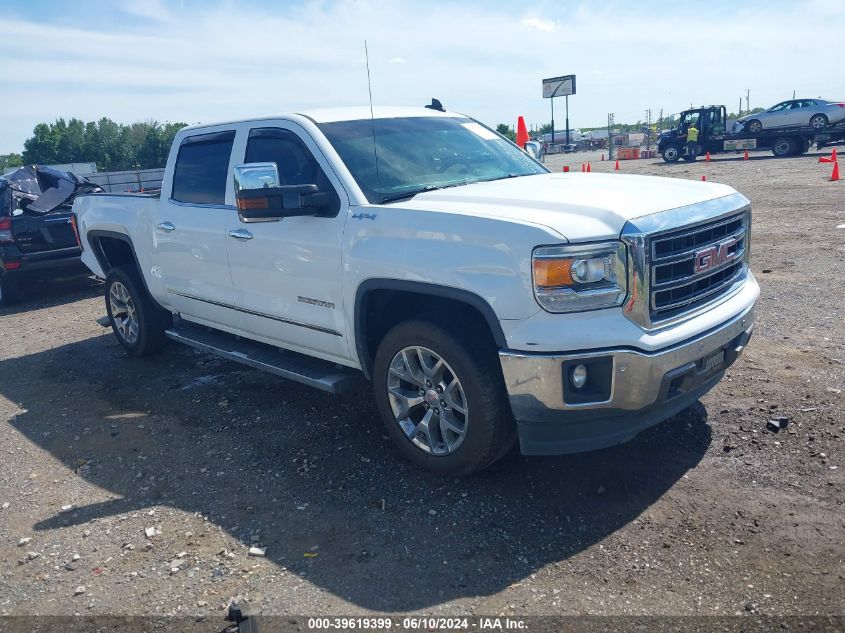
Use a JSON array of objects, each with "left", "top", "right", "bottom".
[
  {"left": 378, "top": 184, "right": 443, "bottom": 205},
  {"left": 378, "top": 173, "right": 524, "bottom": 204}
]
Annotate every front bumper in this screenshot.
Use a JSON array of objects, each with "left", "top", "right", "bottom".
[{"left": 499, "top": 304, "right": 755, "bottom": 455}]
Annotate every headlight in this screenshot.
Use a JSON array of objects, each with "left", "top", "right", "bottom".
[{"left": 532, "top": 242, "right": 627, "bottom": 313}]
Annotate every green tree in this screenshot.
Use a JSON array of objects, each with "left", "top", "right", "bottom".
[
  {"left": 22, "top": 123, "right": 59, "bottom": 164},
  {"left": 0, "top": 153, "right": 23, "bottom": 172},
  {"left": 19, "top": 118, "right": 187, "bottom": 171},
  {"left": 495, "top": 123, "right": 515, "bottom": 141}
]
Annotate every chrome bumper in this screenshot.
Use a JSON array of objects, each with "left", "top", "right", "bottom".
[{"left": 499, "top": 305, "right": 755, "bottom": 455}]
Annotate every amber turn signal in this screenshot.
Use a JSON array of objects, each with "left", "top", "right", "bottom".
[
  {"left": 237, "top": 196, "right": 269, "bottom": 210},
  {"left": 533, "top": 258, "right": 574, "bottom": 288}
]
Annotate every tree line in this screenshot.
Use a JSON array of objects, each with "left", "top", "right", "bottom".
[{"left": 7, "top": 118, "right": 188, "bottom": 173}]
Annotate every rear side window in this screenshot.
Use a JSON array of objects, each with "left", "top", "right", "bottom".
[{"left": 172, "top": 131, "right": 235, "bottom": 205}]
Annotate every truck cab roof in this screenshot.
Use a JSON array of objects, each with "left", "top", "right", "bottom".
[{"left": 180, "top": 106, "right": 460, "bottom": 134}]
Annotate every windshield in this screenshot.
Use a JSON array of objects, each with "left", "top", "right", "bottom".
[{"left": 318, "top": 116, "right": 548, "bottom": 204}]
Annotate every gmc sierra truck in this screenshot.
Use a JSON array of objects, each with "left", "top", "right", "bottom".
[{"left": 72, "top": 106, "right": 759, "bottom": 476}]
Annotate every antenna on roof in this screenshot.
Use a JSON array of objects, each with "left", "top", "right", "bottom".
[
  {"left": 425, "top": 98, "right": 446, "bottom": 112},
  {"left": 364, "top": 40, "right": 383, "bottom": 204}
]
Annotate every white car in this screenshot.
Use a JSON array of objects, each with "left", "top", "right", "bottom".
[
  {"left": 738, "top": 98, "right": 845, "bottom": 133},
  {"left": 72, "top": 106, "right": 758, "bottom": 476}
]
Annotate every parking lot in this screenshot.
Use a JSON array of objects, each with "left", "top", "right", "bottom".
[{"left": 1, "top": 149, "right": 843, "bottom": 620}]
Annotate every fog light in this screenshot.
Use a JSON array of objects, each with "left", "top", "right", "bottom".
[{"left": 571, "top": 364, "right": 588, "bottom": 389}]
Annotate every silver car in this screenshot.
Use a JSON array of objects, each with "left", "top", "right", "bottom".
[{"left": 738, "top": 99, "right": 845, "bottom": 133}]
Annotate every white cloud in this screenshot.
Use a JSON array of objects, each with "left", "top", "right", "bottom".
[
  {"left": 0, "top": 1, "right": 843, "bottom": 152},
  {"left": 520, "top": 17, "right": 556, "bottom": 31}
]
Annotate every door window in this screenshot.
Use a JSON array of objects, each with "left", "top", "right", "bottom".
[
  {"left": 172, "top": 131, "right": 235, "bottom": 205},
  {"left": 245, "top": 128, "right": 339, "bottom": 215}
]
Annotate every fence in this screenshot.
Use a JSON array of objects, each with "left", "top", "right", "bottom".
[{"left": 80, "top": 168, "right": 165, "bottom": 193}]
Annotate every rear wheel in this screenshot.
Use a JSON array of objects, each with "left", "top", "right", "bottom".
[
  {"left": 373, "top": 319, "right": 515, "bottom": 476},
  {"left": 809, "top": 113, "right": 828, "bottom": 129},
  {"left": 105, "top": 266, "right": 171, "bottom": 356},
  {"left": 771, "top": 137, "right": 796, "bottom": 157},
  {"left": 746, "top": 119, "right": 763, "bottom": 133}
]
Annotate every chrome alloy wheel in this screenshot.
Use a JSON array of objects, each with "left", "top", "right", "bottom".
[
  {"left": 109, "top": 281, "right": 139, "bottom": 345},
  {"left": 386, "top": 346, "right": 468, "bottom": 455}
]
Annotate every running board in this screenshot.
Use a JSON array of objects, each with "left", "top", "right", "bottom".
[{"left": 165, "top": 322, "right": 358, "bottom": 394}]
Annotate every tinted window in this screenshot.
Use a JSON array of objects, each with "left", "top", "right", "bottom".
[
  {"left": 172, "top": 131, "right": 235, "bottom": 205},
  {"left": 245, "top": 128, "right": 339, "bottom": 215},
  {"left": 245, "top": 128, "right": 329, "bottom": 185}
]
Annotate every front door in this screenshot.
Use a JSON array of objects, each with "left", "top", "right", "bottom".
[
  {"left": 225, "top": 123, "right": 351, "bottom": 364},
  {"left": 153, "top": 129, "right": 241, "bottom": 330}
]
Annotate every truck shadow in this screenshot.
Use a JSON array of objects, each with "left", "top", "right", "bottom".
[
  {"left": 0, "top": 274, "right": 101, "bottom": 315},
  {"left": 2, "top": 334, "right": 711, "bottom": 612}
]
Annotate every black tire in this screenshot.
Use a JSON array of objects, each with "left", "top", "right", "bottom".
[
  {"left": 746, "top": 119, "right": 763, "bottom": 133},
  {"left": 373, "top": 319, "right": 516, "bottom": 477},
  {"left": 662, "top": 145, "right": 681, "bottom": 163},
  {"left": 104, "top": 265, "right": 171, "bottom": 356},
  {"left": 809, "top": 113, "right": 828, "bottom": 129},
  {"left": 771, "top": 137, "right": 796, "bottom": 157},
  {"left": 0, "top": 275, "right": 19, "bottom": 307}
]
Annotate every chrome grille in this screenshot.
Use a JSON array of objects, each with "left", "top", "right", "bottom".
[{"left": 648, "top": 212, "right": 748, "bottom": 322}]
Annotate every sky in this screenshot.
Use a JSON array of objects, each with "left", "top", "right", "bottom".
[{"left": 0, "top": 0, "right": 843, "bottom": 153}]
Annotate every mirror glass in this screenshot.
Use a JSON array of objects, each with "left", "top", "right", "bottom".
[{"left": 233, "top": 162, "right": 280, "bottom": 191}]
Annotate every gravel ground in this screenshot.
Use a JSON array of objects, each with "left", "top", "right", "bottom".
[{"left": 0, "top": 148, "right": 843, "bottom": 626}]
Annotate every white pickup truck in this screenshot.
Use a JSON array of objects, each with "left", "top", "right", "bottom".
[{"left": 73, "top": 106, "right": 759, "bottom": 476}]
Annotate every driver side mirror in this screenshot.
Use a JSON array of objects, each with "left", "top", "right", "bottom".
[{"left": 233, "top": 162, "right": 324, "bottom": 222}]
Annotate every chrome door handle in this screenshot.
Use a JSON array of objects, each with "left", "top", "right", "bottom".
[
  {"left": 228, "top": 229, "right": 253, "bottom": 240},
  {"left": 156, "top": 221, "right": 175, "bottom": 233}
]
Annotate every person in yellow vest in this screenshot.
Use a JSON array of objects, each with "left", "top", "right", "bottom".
[{"left": 685, "top": 121, "right": 699, "bottom": 161}]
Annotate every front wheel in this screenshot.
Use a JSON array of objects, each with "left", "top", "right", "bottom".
[
  {"left": 373, "top": 319, "right": 516, "bottom": 476},
  {"left": 662, "top": 145, "right": 681, "bottom": 163},
  {"left": 105, "top": 266, "right": 171, "bottom": 356},
  {"left": 746, "top": 119, "right": 763, "bottom": 133}
]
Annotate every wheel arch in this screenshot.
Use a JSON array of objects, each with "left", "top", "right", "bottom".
[
  {"left": 354, "top": 279, "right": 507, "bottom": 379},
  {"left": 88, "top": 230, "right": 167, "bottom": 311}
]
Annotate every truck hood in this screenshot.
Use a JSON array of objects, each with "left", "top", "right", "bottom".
[{"left": 392, "top": 172, "right": 738, "bottom": 241}]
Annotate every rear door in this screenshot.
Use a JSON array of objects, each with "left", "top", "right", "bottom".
[{"left": 152, "top": 129, "right": 241, "bottom": 330}]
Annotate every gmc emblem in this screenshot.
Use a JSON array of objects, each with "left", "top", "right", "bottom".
[{"left": 694, "top": 237, "right": 739, "bottom": 273}]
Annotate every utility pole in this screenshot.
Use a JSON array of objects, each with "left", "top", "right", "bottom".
[
  {"left": 644, "top": 108, "right": 653, "bottom": 151},
  {"left": 745, "top": 89, "right": 750, "bottom": 113},
  {"left": 607, "top": 113, "right": 615, "bottom": 160},
  {"left": 739, "top": 98, "right": 742, "bottom": 117},
  {"left": 658, "top": 108, "right": 664, "bottom": 133}
]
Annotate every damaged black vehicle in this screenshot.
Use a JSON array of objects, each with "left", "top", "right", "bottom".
[{"left": 0, "top": 165, "right": 102, "bottom": 305}]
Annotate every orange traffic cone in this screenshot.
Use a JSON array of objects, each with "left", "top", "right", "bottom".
[
  {"left": 614, "top": 160, "right": 620, "bottom": 171},
  {"left": 743, "top": 149, "right": 749, "bottom": 160},
  {"left": 701, "top": 175, "right": 707, "bottom": 181},
  {"left": 832, "top": 161, "right": 841, "bottom": 182},
  {"left": 705, "top": 151, "right": 711, "bottom": 162},
  {"left": 819, "top": 148, "right": 838, "bottom": 163},
  {"left": 581, "top": 163, "right": 585, "bottom": 172},
  {"left": 563, "top": 165, "right": 569, "bottom": 172},
  {"left": 516, "top": 116, "right": 529, "bottom": 149},
  {"left": 586, "top": 162, "right": 592, "bottom": 172}
]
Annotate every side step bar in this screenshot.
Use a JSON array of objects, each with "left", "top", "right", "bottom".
[{"left": 165, "top": 322, "right": 358, "bottom": 394}]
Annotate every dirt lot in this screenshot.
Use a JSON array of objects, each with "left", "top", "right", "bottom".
[{"left": 1, "top": 148, "right": 843, "bottom": 627}]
